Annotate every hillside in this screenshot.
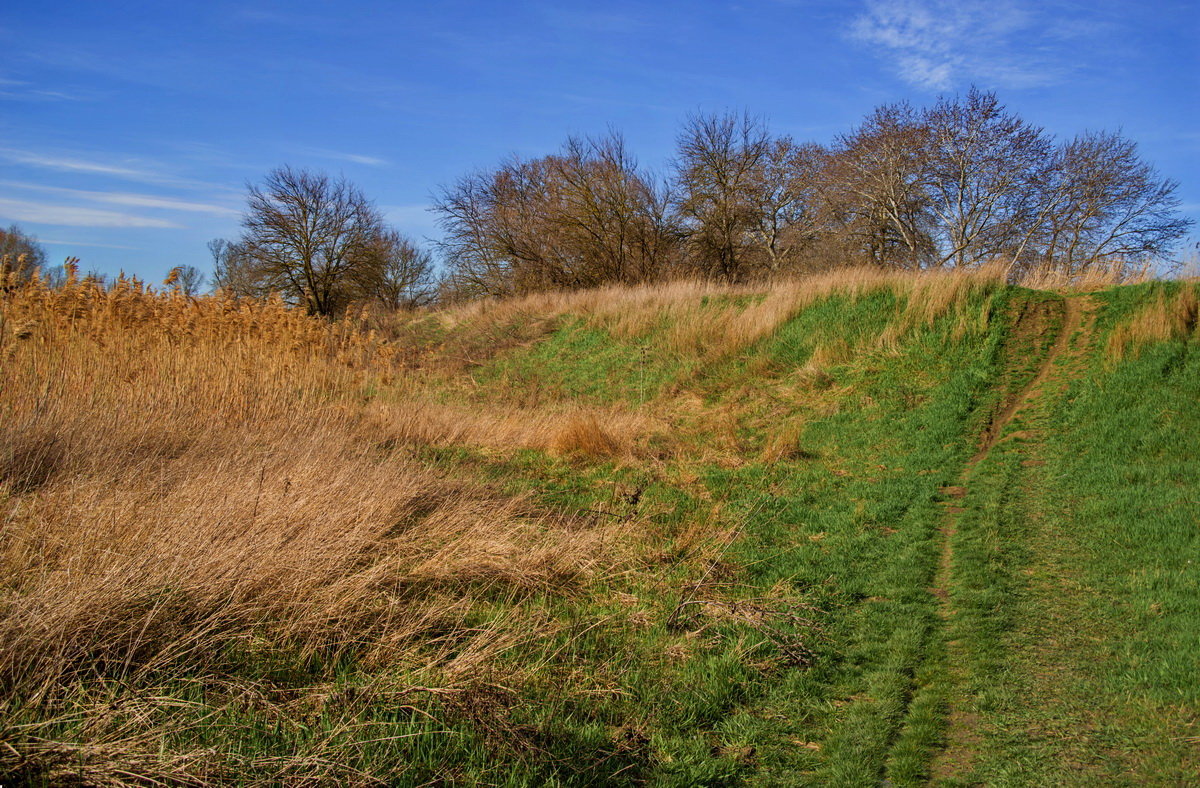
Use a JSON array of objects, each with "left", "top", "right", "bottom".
[{"left": 2, "top": 268, "right": 1198, "bottom": 786}]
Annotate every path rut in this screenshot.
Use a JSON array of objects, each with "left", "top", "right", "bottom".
[{"left": 929, "top": 294, "right": 1087, "bottom": 782}]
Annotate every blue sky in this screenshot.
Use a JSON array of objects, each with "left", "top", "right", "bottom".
[{"left": 2, "top": 0, "right": 1197, "bottom": 281}]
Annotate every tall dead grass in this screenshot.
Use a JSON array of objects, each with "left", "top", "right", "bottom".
[
  {"left": 1106, "top": 283, "right": 1200, "bottom": 361},
  {"left": 1015, "top": 258, "right": 1153, "bottom": 291},
  {"left": 435, "top": 263, "right": 1008, "bottom": 364},
  {"left": 0, "top": 270, "right": 626, "bottom": 781}
]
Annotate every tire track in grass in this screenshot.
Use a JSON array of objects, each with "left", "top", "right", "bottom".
[{"left": 926, "top": 293, "right": 1085, "bottom": 783}]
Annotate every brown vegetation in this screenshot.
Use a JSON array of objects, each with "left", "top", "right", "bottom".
[
  {"left": 1107, "top": 283, "right": 1200, "bottom": 360},
  {"left": 0, "top": 267, "right": 625, "bottom": 780},
  {"left": 0, "top": 254, "right": 1171, "bottom": 782}
]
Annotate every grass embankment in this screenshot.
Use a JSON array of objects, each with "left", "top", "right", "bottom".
[
  {"left": 2, "top": 267, "right": 1196, "bottom": 785},
  {"left": 942, "top": 281, "right": 1200, "bottom": 785}
]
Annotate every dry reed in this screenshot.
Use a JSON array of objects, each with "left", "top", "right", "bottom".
[{"left": 0, "top": 270, "right": 626, "bottom": 781}]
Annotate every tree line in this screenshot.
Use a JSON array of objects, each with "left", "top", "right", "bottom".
[
  {"left": 436, "top": 88, "right": 1191, "bottom": 298},
  {"left": 4, "top": 88, "right": 1191, "bottom": 314}
]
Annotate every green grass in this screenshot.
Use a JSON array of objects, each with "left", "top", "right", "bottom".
[{"left": 943, "top": 282, "right": 1200, "bottom": 785}]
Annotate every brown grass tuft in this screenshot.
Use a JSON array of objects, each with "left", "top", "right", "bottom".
[
  {"left": 759, "top": 419, "right": 810, "bottom": 463},
  {"left": 549, "top": 412, "right": 627, "bottom": 459},
  {"left": 1107, "top": 284, "right": 1200, "bottom": 361}
]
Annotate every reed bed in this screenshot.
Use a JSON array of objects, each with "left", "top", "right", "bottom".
[{"left": 0, "top": 269, "right": 625, "bottom": 782}]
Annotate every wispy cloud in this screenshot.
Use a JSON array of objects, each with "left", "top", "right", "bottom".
[
  {"left": 539, "top": 8, "right": 649, "bottom": 34},
  {"left": 40, "top": 239, "right": 142, "bottom": 250},
  {"left": 0, "top": 147, "right": 236, "bottom": 192},
  {"left": 299, "top": 148, "right": 390, "bottom": 167},
  {"left": 0, "top": 75, "right": 94, "bottom": 102},
  {"left": 0, "top": 87, "right": 92, "bottom": 102},
  {"left": 849, "top": 0, "right": 1072, "bottom": 90},
  {"left": 0, "top": 181, "right": 238, "bottom": 215},
  {"left": 0, "top": 148, "right": 156, "bottom": 179},
  {"left": 0, "top": 198, "right": 182, "bottom": 228}
]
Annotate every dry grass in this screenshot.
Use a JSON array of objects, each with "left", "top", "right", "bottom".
[
  {"left": 759, "top": 418, "right": 810, "bottom": 463},
  {"left": 1015, "top": 258, "right": 1153, "bottom": 292},
  {"left": 0, "top": 270, "right": 626, "bottom": 781},
  {"left": 547, "top": 412, "right": 627, "bottom": 459},
  {"left": 434, "top": 264, "right": 1007, "bottom": 366},
  {"left": 358, "top": 399, "right": 655, "bottom": 460},
  {"left": 1106, "top": 283, "right": 1200, "bottom": 361}
]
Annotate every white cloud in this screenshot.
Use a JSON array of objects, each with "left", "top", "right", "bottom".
[
  {"left": 331, "top": 153, "right": 389, "bottom": 166},
  {"left": 0, "top": 181, "right": 238, "bottom": 215},
  {"left": 40, "top": 239, "right": 142, "bottom": 250},
  {"left": 300, "top": 148, "right": 389, "bottom": 167},
  {"left": 0, "top": 147, "right": 232, "bottom": 192},
  {"left": 0, "top": 148, "right": 155, "bottom": 179},
  {"left": 0, "top": 80, "right": 92, "bottom": 102},
  {"left": 850, "top": 0, "right": 1067, "bottom": 90},
  {"left": 0, "top": 198, "right": 182, "bottom": 228}
]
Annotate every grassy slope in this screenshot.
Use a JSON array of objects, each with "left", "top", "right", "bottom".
[
  {"left": 5, "top": 277, "right": 1198, "bottom": 786},
  {"left": 946, "top": 282, "right": 1200, "bottom": 785},
  {"left": 400, "top": 285, "right": 1019, "bottom": 784}
]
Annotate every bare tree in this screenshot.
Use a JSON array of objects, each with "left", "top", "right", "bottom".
[
  {"left": 826, "top": 102, "right": 937, "bottom": 268},
  {"left": 550, "top": 133, "right": 679, "bottom": 285},
  {"left": 164, "top": 264, "right": 207, "bottom": 296},
  {"left": 230, "top": 167, "right": 387, "bottom": 316},
  {"left": 1037, "top": 131, "right": 1193, "bottom": 275},
  {"left": 209, "top": 237, "right": 258, "bottom": 297},
  {"left": 434, "top": 170, "right": 518, "bottom": 298},
  {"left": 674, "top": 112, "right": 772, "bottom": 280},
  {"left": 922, "top": 88, "right": 1053, "bottom": 267},
  {"left": 0, "top": 224, "right": 48, "bottom": 283},
  {"left": 368, "top": 229, "right": 437, "bottom": 309},
  {"left": 744, "top": 138, "right": 827, "bottom": 273},
  {"left": 435, "top": 132, "right": 678, "bottom": 296},
  {"left": 436, "top": 156, "right": 564, "bottom": 295}
]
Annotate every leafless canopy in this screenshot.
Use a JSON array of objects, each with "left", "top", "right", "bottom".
[
  {"left": 164, "top": 264, "right": 207, "bottom": 296},
  {"left": 0, "top": 224, "right": 48, "bottom": 284},
  {"left": 674, "top": 111, "right": 773, "bottom": 281},
  {"left": 820, "top": 89, "right": 1190, "bottom": 276},
  {"left": 213, "top": 167, "right": 435, "bottom": 315},
  {"left": 368, "top": 228, "right": 437, "bottom": 310},
  {"left": 435, "top": 132, "right": 678, "bottom": 298},
  {"left": 1033, "top": 131, "right": 1193, "bottom": 276},
  {"left": 219, "top": 91, "right": 1189, "bottom": 304}
]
